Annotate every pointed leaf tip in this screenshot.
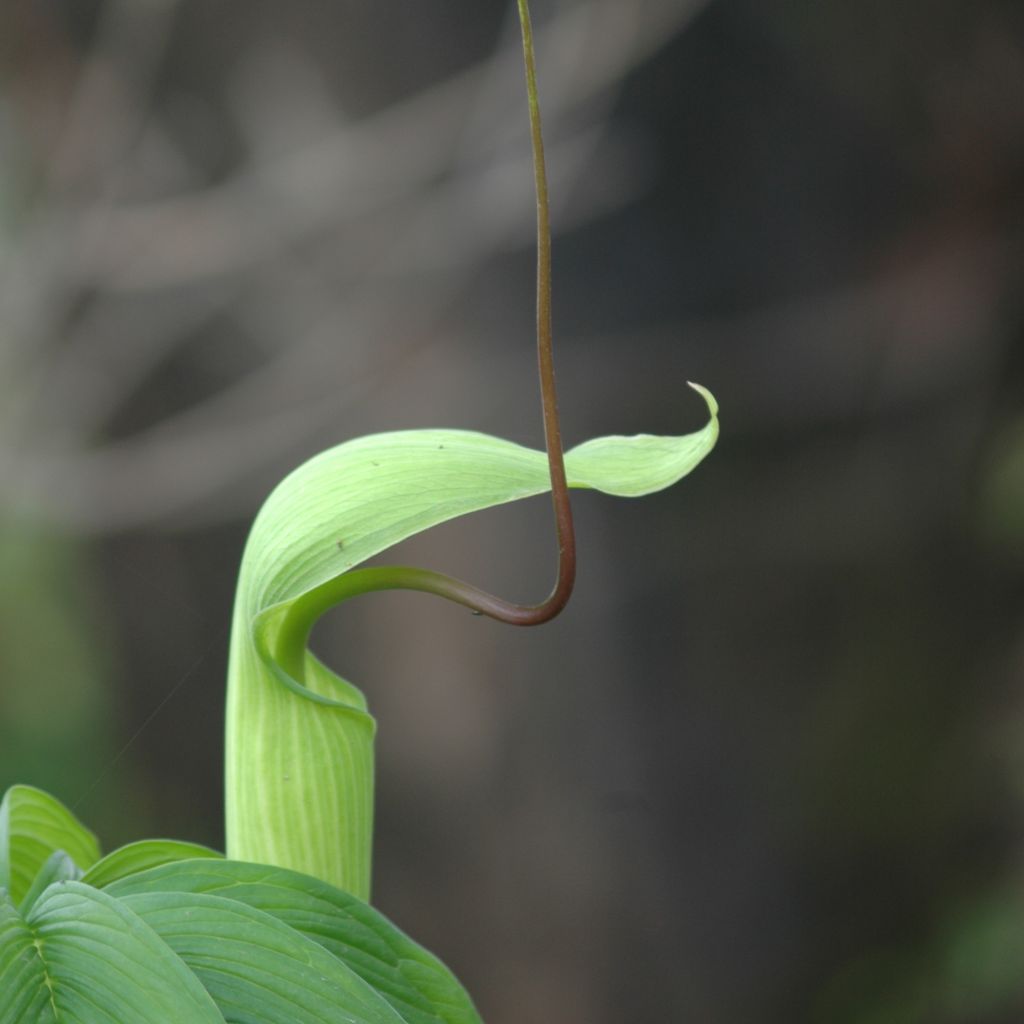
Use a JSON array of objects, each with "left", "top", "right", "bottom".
[{"left": 687, "top": 380, "right": 719, "bottom": 417}]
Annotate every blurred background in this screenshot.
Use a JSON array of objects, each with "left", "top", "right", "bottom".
[{"left": 2, "top": 0, "right": 1023, "bottom": 1020}]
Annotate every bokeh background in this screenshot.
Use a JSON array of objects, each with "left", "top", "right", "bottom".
[{"left": 2, "top": 0, "right": 1024, "bottom": 1020}]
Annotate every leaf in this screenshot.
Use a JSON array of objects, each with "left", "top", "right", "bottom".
[
  {"left": 0, "top": 892, "right": 52, "bottom": 1024},
  {"left": 108, "top": 858, "right": 483, "bottom": 1024},
  {"left": 0, "top": 881, "right": 224, "bottom": 1024},
  {"left": 120, "top": 889, "right": 409, "bottom": 1024},
  {"left": 226, "top": 385, "right": 719, "bottom": 894},
  {"left": 18, "top": 851, "right": 82, "bottom": 916},
  {"left": 0, "top": 786, "right": 100, "bottom": 905},
  {"left": 81, "top": 839, "right": 222, "bottom": 889},
  {"left": 561, "top": 383, "right": 720, "bottom": 496}
]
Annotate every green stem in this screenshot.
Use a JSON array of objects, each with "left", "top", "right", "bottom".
[{"left": 275, "top": 0, "right": 575, "bottom": 680}]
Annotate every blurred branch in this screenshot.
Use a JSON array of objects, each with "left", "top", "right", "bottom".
[
  {"left": 76, "top": 0, "right": 712, "bottom": 291},
  {"left": 1, "top": 0, "right": 712, "bottom": 531}
]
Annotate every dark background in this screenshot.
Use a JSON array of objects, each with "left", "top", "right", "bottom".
[{"left": 2, "top": 1, "right": 1023, "bottom": 1021}]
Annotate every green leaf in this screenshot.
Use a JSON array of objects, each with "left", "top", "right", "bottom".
[
  {"left": 108, "top": 858, "right": 483, "bottom": 1024},
  {"left": 81, "top": 839, "right": 222, "bottom": 889},
  {"left": 0, "top": 785, "right": 100, "bottom": 905},
  {"left": 0, "top": 881, "right": 224, "bottom": 1024},
  {"left": 18, "top": 851, "right": 82, "bottom": 916},
  {"left": 561, "top": 383, "right": 720, "bottom": 496},
  {"left": 0, "top": 892, "right": 52, "bottom": 1024},
  {"left": 121, "top": 889, "right": 409, "bottom": 1024},
  {"left": 226, "top": 385, "right": 718, "bottom": 895}
]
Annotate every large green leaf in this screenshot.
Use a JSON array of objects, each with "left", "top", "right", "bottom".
[
  {"left": 80, "top": 838, "right": 222, "bottom": 889},
  {"left": 226, "top": 386, "right": 719, "bottom": 896},
  {"left": 108, "top": 858, "right": 482, "bottom": 1024},
  {"left": 17, "top": 851, "right": 82, "bottom": 916},
  {"left": 120, "top": 890, "right": 408, "bottom": 1024},
  {"left": 0, "top": 786, "right": 100, "bottom": 906},
  {"left": 0, "top": 882, "right": 224, "bottom": 1024},
  {"left": 0, "top": 893, "right": 52, "bottom": 1024}
]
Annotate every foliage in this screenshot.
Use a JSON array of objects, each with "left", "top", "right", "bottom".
[
  {"left": 0, "top": 393, "right": 717, "bottom": 1019},
  {"left": 0, "top": 0, "right": 718, "bottom": 1018},
  {"left": 1, "top": 785, "right": 481, "bottom": 1023}
]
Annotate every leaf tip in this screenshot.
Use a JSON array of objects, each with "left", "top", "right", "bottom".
[{"left": 686, "top": 380, "right": 719, "bottom": 419}]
